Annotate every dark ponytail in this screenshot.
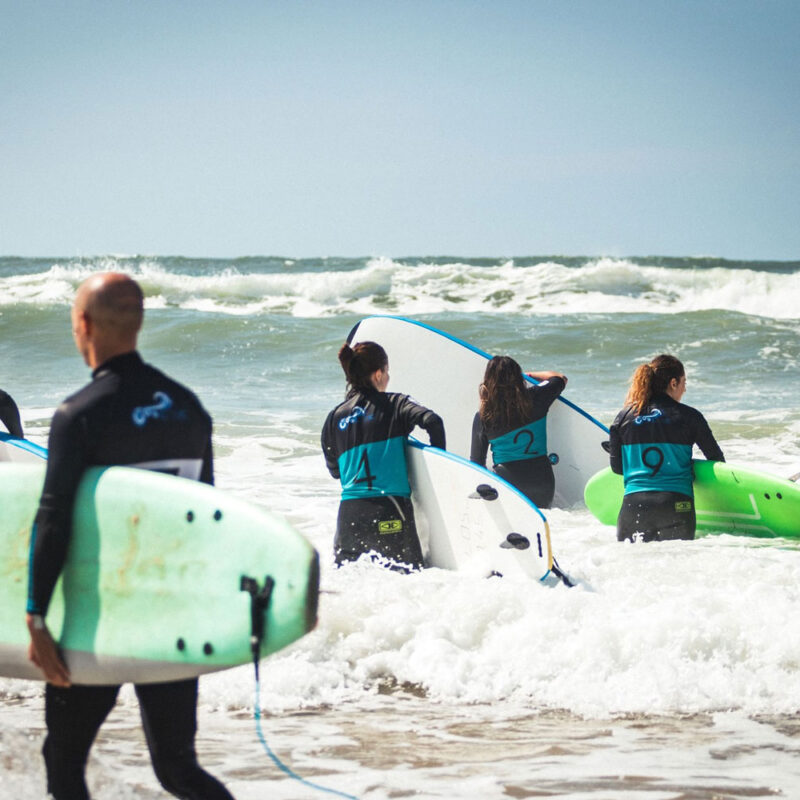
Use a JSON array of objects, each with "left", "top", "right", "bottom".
[
  {"left": 626, "top": 354, "right": 684, "bottom": 413},
  {"left": 338, "top": 341, "right": 388, "bottom": 393}
]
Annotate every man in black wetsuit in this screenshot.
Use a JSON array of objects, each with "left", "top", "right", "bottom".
[
  {"left": 0, "top": 387, "right": 23, "bottom": 437},
  {"left": 26, "top": 273, "right": 234, "bottom": 800}
]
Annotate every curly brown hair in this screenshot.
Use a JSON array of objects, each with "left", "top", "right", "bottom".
[{"left": 479, "top": 355, "right": 533, "bottom": 430}]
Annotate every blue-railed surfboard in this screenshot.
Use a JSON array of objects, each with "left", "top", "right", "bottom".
[
  {"left": 0, "top": 431, "right": 47, "bottom": 462},
  {"left": 0, "top": 462, "right": 319, "bottom": 684},
  {"left": 407, "top": 440, "right": 567, "bottom": 585},
  {"left": 584, "top": 460, "right": 800, "bottom": 538},
  {"left": 348, "top": 315, "right": 609, "bottom": 507}
]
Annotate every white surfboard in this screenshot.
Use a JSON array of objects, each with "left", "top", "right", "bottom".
[
  {"left": 407, "top": 440, "right": 568, "bottom": 584},
  {"left": 0, "top": 432, "right": 47, "bottom": 463},
  {"left": 349, "top": 315, "right": 609, "bottom": 507}
]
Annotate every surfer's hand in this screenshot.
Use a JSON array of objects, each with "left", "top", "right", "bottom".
[{"left": 26, "top": 614, "right": 71, "bottom": 687}]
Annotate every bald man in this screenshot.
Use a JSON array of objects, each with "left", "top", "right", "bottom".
[{"left": 26, "top": 274, "right": 234, "bottom": 800}]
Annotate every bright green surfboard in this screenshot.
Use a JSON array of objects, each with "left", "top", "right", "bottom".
[
  {"left": 0, "top": 463, "right": 319, "bottom": 684},
  {"left": 584, "top": 460, "right": 800, "bottom": 538}
]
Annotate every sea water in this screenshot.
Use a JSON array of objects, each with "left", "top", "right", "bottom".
[{"left": 1, "top": 255, "right": 799, "bottom": 799}]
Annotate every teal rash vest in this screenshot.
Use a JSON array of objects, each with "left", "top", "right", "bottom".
[
  {"left": 608, "top": 393, "right": 724, "bottom": 496},
  {"left": 321, "top": 388, "right": 445, "bottom": 501}
]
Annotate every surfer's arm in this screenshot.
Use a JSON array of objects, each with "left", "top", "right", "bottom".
[
  {"left": 320, "top": 414, "right": 340, "bottom": 479},
  {"left": 608, "top": 420, "right": 623, "bottom": 474},
  {"left": 419, "top": 410, "right": 446, "bottom": 450},
  {"left": 397, "top": 395, "right": 446, "bottom": 450},
  {"left": 694, "top": 413, "right": 725, "bottom": 462},
  {"left": 0, "top": 389, "right": 23, "bottom": 437},
  {"left": 26, "top": 409, "right": 86, "bottom": 617},
  {"left": 470, "top": 413, "right": 489, "bottom": 466},
  {"left": 26, "top": 614, "right": 71, "bottom": 687},
  {"left": 526, "top": 371, "right": 567, "bottom": 386},
  {"left": 200, "top": 427, "right": 214, "bottom": 486}
]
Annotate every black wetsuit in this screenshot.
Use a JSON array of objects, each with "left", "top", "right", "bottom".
[
  {"left": 321, "top": 388, "right": 445, "bottom": 570},
  {"left": 470, "top": 377, "right": 566, "bottom": 509},
  {"left": 27, "top": 351, "right": 233, "bottom": 800},
  {"left": 609, "top": 393, "right": 724, "bottom": 542},
  {"left": 0, "top": 388, "right": 23, "bottom": 437}
]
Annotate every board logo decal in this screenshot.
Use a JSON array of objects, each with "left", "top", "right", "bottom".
[{"left": 378, "top": 519, "right": 403, "bottom": 534}]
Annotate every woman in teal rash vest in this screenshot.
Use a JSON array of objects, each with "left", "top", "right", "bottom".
[
  {"left": 470, "top": 355, "right": 567, "bottom": 509},
  {"left": 321, "top": 341, "right": 445, "bottom": 571},
  {"left": 608, "top": 354, "right": 725, "bottom": 542}
]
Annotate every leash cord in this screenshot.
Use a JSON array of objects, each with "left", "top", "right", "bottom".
[{"left": 252, "top": 671, "right": 360, "bottom": 800}]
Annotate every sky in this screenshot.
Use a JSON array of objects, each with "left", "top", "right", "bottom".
[{"left": 1, "top": 0, "right": 798, "bottom": 260}]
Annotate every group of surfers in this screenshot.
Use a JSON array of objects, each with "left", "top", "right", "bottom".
[
  {"left": 321, "top": 343, "right": 725, "bottom": 566},
  {"left": 0, "top": 272, "right": 725, "bottom": 800}
]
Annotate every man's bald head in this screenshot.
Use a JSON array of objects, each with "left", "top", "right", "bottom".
[
  {"left": 74, "top": 273, "right": 144, "bottom": 336},
  {"left": 72, "top": 273, "right": 144, "bottom": 367}
]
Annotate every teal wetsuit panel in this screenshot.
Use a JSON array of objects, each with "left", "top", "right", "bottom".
[
  {"left": 621, "top": 441, "right": 693, "bottom": 496},
  {"left": 489, "top": 418, "right": 548, "bottom": 464},
  {"left": 338, "top": 436, "right": 410, "bottom": 500}
]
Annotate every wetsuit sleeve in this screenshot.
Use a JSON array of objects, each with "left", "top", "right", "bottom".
[
  {"left": 530, "top": 376, "right": 566, "bottom": 409},
  {"left": 320, "top": 410, "right": 340, "bottom": 479},
  {"left": 420, "top": 410, "right": 446, "bottom": 450},
  {"left": 470, "top": 412, "right": 489, "bottom": 466},
  {"left": 693, "top": 410, "right": 725, "bottom": 462},
  {"left": 398, "top": 396, "right": 446, "bottom": 450},
  {"left": 200, "top": 426, "right": 214, "bottom": 486},
  {"left": 27, "top": 407, "right": 88, "bottom": 616},
  {"left": 0, "top": 389, "right": 23, "bottom": 438},
  {"left": 608, "top": 413, "right": 623, "bottom": 475}
]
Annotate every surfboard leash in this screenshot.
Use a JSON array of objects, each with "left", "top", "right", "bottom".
[{"left": 241, "top": 575, "right": 360, "bottom": 800}]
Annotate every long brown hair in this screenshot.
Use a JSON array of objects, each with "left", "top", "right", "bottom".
[
  {"left": 479, "top": 356, "right": 533, "bottom": 429},
  {"left": 625, "top": 354, "right": 684, "bottom": 413},
  {"left": 338, "top": 341, "right": 387, "bottom": 393}
]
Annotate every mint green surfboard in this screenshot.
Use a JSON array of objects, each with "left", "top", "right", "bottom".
[
  {"left": 584, "top": 460, "right": 800, "bottom": 538},
  {"left": 0, "top": 463, "right": 319, "bottom": 684}
]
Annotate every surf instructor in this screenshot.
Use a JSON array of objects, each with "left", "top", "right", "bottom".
[
  {"left": 26, "top": 273, "right": 234, "bottom": 800},
  {"left": 321, "top": 341, "right": 445, "bottom": 570},
  {"left": 609, "top": 354, "right": 725, "bottom": 542}
]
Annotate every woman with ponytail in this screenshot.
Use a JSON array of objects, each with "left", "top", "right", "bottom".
[
  {"left": 321, "top": 341, "right": 445, "bottom": 570},
  {"left": 470, "top": 355, "right": 567, "bottom": 508},
  {"left": 608, "top": 354, "right": 724, "bottom": 542}
]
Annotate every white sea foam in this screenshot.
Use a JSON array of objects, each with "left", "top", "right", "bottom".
[
  {"left": 171, "top": 428, "right": 800, "bottom": 722},
  {"left": 2, "top": 256, "right": 798, "bottom": 320}
]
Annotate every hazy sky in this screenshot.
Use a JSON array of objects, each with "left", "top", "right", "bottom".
[{"left": 2, "top": 0, "right": 798, "bottom": 259}]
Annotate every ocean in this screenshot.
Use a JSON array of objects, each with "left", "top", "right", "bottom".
[{"left": 1, "top": 254, "right": 799, "bottom": 799}]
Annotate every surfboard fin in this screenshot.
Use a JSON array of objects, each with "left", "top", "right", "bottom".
[
  {"left": 472, "top": 483, "right": 499, "bottom": 501},
  {"left": 500, "top": 532, "right": 530, "bottom": 550}
]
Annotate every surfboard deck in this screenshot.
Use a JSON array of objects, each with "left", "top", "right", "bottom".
[
  {"left": 584, "top": 460, "right": 800, "bottom": 538},
  {"left": 407, "top": 440, "right": 562, "bottom": 583},
  {"left": 348, "top": 315, "right": 609, "bottom": 507},
  {"left": 0, "top": 431, "right": 47, "bottom": 462},
  {"left": 0, "top": 463, "right": 319, "bottom": 684}
]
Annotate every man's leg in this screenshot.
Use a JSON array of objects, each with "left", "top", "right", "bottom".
[
  {"left": 43, "top": 683, "right": 120, "bottom": 800},
  {"left": 136, "top": 678, "right": 234, "bottom": 800}
]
